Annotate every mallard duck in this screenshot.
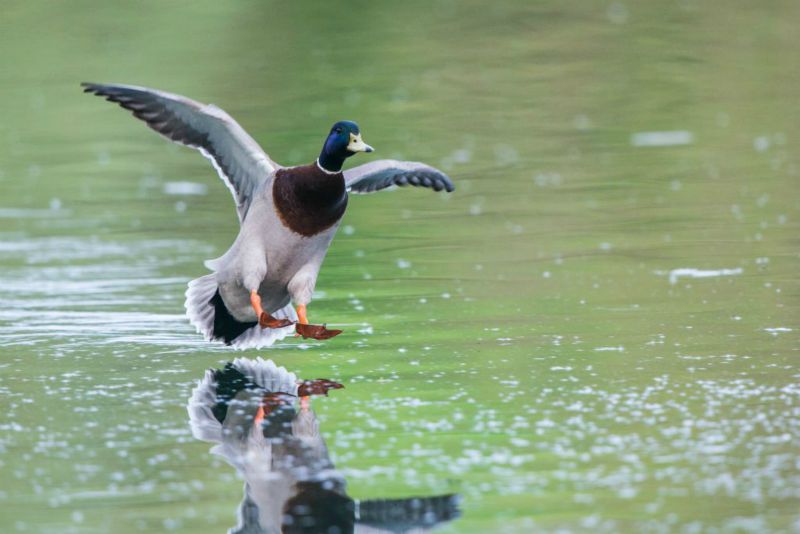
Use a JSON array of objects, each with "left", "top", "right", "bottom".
[
  {"left": 187, "top": 357, "right": 461, "bottom": 533},
  {"left": 82, "top": 83, "right": 454, "bottom": 348}
]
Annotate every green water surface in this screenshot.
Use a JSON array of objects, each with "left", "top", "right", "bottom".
[{"left": 1, "top": 1, "right": 799, "bottom": 532}]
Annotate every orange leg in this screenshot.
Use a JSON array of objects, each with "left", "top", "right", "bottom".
[
  {"left": 250, "top": 289, "right": 294, "bottom": 329},
  {"left": 296, "top": 304, "right": 308, "bottom": 325},
  {"left": 250, "top": 290, "right": 264, "bottom": 317},
  {"left": 300, "top": 396, "right": 310, "bottom": 412},
  {"left": 253, "top": 404, "right": 265, "bottom": 427}
]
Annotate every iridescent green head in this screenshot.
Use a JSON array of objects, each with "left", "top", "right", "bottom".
[{"left": 318, "top": 120, "right": 373, "bottom": 172}]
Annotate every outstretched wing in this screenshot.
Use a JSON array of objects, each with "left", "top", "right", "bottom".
[
  {"left": 82, "top": 82, "right": 279, "bottom": 222},
  {"left": 343, "top": 159, "right": 455, "bottom": 194}
]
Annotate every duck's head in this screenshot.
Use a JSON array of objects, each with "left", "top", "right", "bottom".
[{"left": 318, "top": 120, "right": 373, "bottom": 173}]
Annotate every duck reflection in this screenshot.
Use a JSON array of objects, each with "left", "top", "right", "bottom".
[{"left": 188, "top": 357, "right": 461, "bottom": 533}]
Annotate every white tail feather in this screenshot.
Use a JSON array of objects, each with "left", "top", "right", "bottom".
[
  {"left": 228, "top": 306, "right": 297, "bottom": 350},
  {"left": 187, "top": 357, "right": 299, "bottom": 443},
  {"left": 184, "top": 273, "right": 219, "bottom": 340},
  {"left": 184, "top": 273, "right": 297, "bottom": 349},
  {"left": 187, "top": 369, "right": 224, "bottom": 442}
]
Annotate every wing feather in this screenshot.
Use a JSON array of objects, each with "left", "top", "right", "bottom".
[{"left": 343, "top": 159, "right": 455, "bottom": 194}]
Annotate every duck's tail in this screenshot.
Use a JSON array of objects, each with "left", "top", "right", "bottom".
[{"left": 184, "top": 273, "right": 296, "bottom": 349}]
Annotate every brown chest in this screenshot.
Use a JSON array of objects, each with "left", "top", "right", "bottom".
[{"left": 272, "top": 164, "right": 348, "bottom": 237}]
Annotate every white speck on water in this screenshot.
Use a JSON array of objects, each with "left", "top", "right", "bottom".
[
  {"left": 595, "top": 346, "right": 625, "bottom": 352},
  {"left": 753, "top": 136, "right": 770, "bottom": 152},
  {"left": 493, "top": 144, "right": 520, "bottom": 166},
  {"left": 666, "top": 267, "right": 743, "bottom": 285},
  {"left": 357, "top": 325, "right": 373, "bottom": 335},
  {"left": 607, "top": 2, "right": 629, "bottom": 24},
  {"left": 670, "top": 180, "right": 682, "bottom": 191},
  {"left": 599, "top": 242, "right": 612, "bottom": 251},
  {"left": 452, "top": 148, "right": 472, "bottom": 163},
  {"left": 451, "top": 148, "right": 472, "bottom": 164},
  {"left": 440, "top": 147, "right": 473, "bottom": 170},
  {"left": 630, "top": 130, "right": 693, "bottom": 147},
  {"left": 764, "top": 327, "right": 792, "bottom": 336},
  {"left": 533, "top": 172, "right": 563, "bottom": 187},
  {"left": 174, "top": 201, "right": 187, "bottom": 213},
  {"left": 163, "top": 518, "right": 182, "bottom": 530},
  {"left": 163, "top": 181, "right": 207, "bottom": 195},
  {"left": 441, "top": 292, "right": 451, "bottom": 299},
  {"left": 573, "top": 114, "right": 592, "bottom": 130},
  {"left": 755, "top": 257, "right": 769, "bottom": 265},
  {"left": 542, "top": 271, "right": 551, "bottom": 279},
  {"left": 49, "top": 198, "right": 62, "bottom": 210},
  {"left": 396, "top": 259, "right": 411, "bottom": 269},
  {"left": 343, "top": 225, "right": 355, "bottom": 235},
  {"left": 536, "top": 418, "right": 555, "bottom": 428}
]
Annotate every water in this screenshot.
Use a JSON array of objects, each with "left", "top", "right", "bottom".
[{"left": 1, "top": 1, "right": 799, "bottom": 532}]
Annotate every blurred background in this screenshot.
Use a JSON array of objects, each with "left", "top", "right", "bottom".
[{"left": 1, "top": 1, "right": 798, "bottom": 532}]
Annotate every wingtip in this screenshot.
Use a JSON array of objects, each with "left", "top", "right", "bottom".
[{"left": 441, "top": 175, "right": 456, "bottom": 193}]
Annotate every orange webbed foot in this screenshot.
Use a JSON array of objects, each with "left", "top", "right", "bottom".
[
  {"left": 251, "top": 289, "right": 294, "bottom": 329},
  {"left": 259, "top": 312, "right": 294, "bottom": 329},
  {"left": 295, "top": 323, "right": 343, "bottom": 340},
  {"left": 297, "top": 379, "right": 345, "bottom": 397},
  {"left": 293, "top": 304, "right": 343, "bottom": 339}
]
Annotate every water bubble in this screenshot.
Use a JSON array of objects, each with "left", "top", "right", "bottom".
[{"left": 753, "top": 136, "right": 770, "bottom": 152}]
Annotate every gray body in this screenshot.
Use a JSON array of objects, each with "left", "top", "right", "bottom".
[{"left": 212, "top": 178, "right": 339, "bottom": 322}]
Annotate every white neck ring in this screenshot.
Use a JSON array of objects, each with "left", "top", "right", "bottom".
[{"left": 316, "top": 159, "right": 339, "bottom": 175}]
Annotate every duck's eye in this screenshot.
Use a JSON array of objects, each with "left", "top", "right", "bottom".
[{"left": 335, "top": 128, "right": 342, "bottom": 133}]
